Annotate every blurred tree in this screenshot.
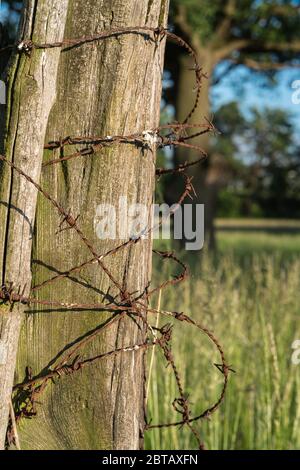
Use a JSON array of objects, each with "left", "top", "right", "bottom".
[
  {"left": 200, "top": 102, "right": 246, "bottom": 245},
  {"left": 211, "top": 104, "right": 300, "bottom": 219},
  {"left": 168, "top": 0, "right": 300, "bottom": 247},
  {"left": 244, "top": 108, "right": 300, "bottom": 217}
]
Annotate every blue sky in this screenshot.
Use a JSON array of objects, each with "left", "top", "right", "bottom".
[
  {"left": 212, "top": 62, "right": 300, "bottom": 131},
  {"left": 0, "top": 1, "right": 20, "bottom": 33}
]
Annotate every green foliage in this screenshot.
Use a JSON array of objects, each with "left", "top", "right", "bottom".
[
  {"left": 245, "top": 108, "right": 300, "bottom": 217},
  {"left": 217, "top": 189, "right": 243, "bottom": 218},
  {"left": 171, "top": 1, "right": 300, "bottom": 66},
  {"left": 171, "top": 0, "right": 222, "bottom": 41},
  {"left": 211, "top": 102, "right": 300, "bottom": 218}
]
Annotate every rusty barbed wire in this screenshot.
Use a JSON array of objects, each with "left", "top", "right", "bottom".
[
  {"left": 0, "top": 25, "right": 232, "bottom": 451},
  {"left": 0, "top": 150, "right": 231, "bottom": 450},
  {"left": 41, "top": 123, "right": 213, "bottom": 168},
  {"left": 1, "top": 26, "right": 205, "bottom": 125},
  {"left": 0, "top": 154, "right": 125, "bottom": 296},
  {"left": 148, "top": 250, "right": 189, "bottom": 297},
  {"left": 145, "top": 309, "right": 230, "bottom": 428}
]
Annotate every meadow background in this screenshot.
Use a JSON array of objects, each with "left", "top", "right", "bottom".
[{"left": 146, "top": 221, "right": 300, "bottom": 450}]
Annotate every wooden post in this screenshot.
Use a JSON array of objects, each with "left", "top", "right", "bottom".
[
  {"left": 1, "top": 0, "right": 170, "bottom": 450},
  {"left": 0, "top": 0, "right": 69, "bottom": 449}
]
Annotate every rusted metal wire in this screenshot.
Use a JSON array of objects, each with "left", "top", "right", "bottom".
[
  {"left": 148, "top": 250, "right": 189, "bottom": 297},
  {"left": 41, "top": 123, "right": 213, "bottom": 168},
  {"left": 2, "top": 27, "right": 204, "bottom": 125},
  {"left": 0, "top": 154, "right": 124, "bottom": 295},
  {"left": 0, "top": 26, "right": 232, "bottom": 451},
  {"left": 0, "top": 149, "right": 231, "bottom": 450}
]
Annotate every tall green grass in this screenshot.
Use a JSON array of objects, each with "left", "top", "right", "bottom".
[
  {"left": 146, "top": 233, "right": 300, "bottom": 450},
  {"left": 218, "top": 231, "right": 300, "bottom": 260}
]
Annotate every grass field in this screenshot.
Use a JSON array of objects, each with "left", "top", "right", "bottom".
[
  {"left": 216, "top": 218, "right": 300, "bottom": 260},
  {"left": 146, "top": 220, "right": 300, "bottom": 450}
]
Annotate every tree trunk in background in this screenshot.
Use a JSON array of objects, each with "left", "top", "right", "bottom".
[
  {"left": 175, "top": 49, "right": 218, "bottom": 249},
  {"left": 0, "top": 0, "right": 69, "bottom": 448},
  {"left": 12, "top": 0, "right": 169, "bottom": 450}
]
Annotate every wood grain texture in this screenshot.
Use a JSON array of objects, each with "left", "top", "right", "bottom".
[
  {"left": 0, "top": 0, "right": 69, "bottom": 449},
  {"left": 14, "top": 0, "right": 169, "bottom": 450}
]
